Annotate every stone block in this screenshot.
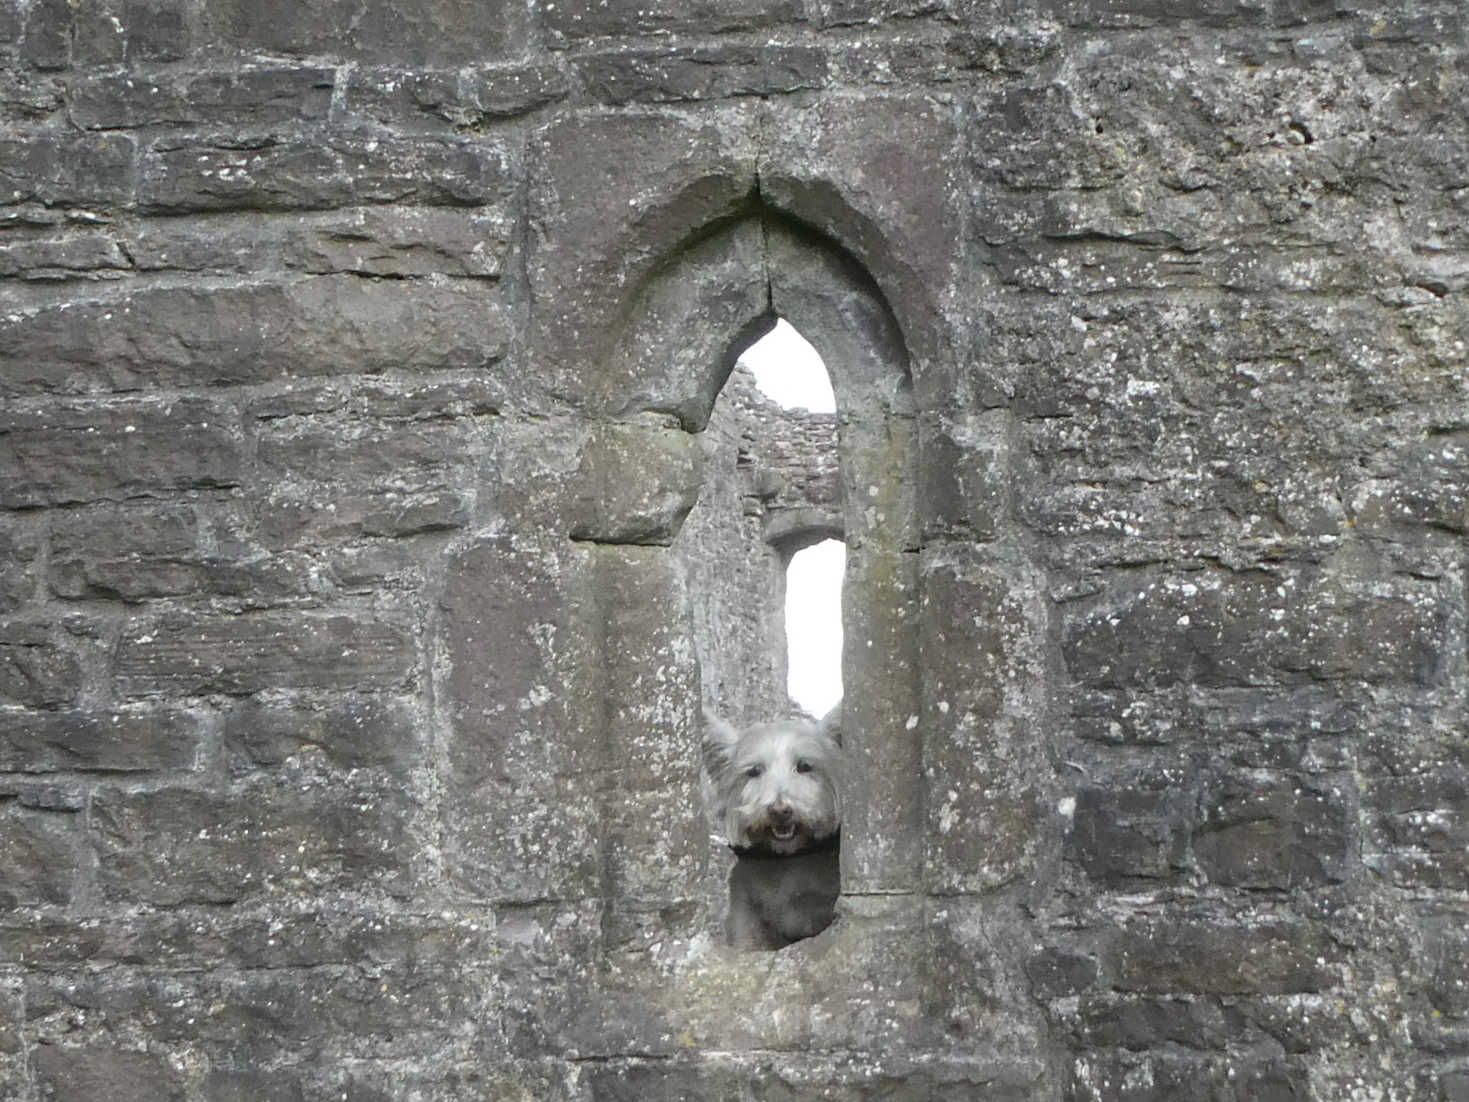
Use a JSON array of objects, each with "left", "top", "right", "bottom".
[
  {"left": 1371, "top": 767, "right": 1469, "bottom": 890},
  {"left": 1070, "top": 1045, "right": 1307, "bottom": 1102},
  {"left": 440, "top": 537, "right": 601, "bottom": 901},
  {"left": 569, "top": 421, "right": 706, "bottom": 545},
  {"left": 31, "top": 1044, "right": 185, "bottom": 1102},
  {"left": 1, "top": 277, "right": 508, "bottom": 395},
  {"left": 346, "top": 63, "right": 568, "bottom": 128},
  {"left": 123, "top": 207, "right": 509, "bottom": 280},
  {"left": 107, "top": 0, "right": 192, "bottom": 63},
  {"left": 26, "top": 959, "right": 488, "bottom": 1064},
  {"left": 0, "top": 806, "right": 81, "bottom": 907},
  {"left": 202, "top": 1067, "right": 309, "bottom": 1102},
  {"left": 0, "top": 916, "right": 105, "bottom": 969},
  {"left": 257, "top": 415, "right": 485, "bottom": 491},
  {"left": 49, "top": 503, "right": 202, "bottom": 601},
  {"left": 1075, "top": 993, "right": 1237, "bottom": 1052},
  {"left": 1110, "top": 917, "right": 1339, "bottom": 996},
  {"left": 594, "top": 546, "right": 704, "bottom": 917},
  {"left": 348, "top": 376, "right": 507, "bottom": 420},
  {"left": 116, "top": 610, "right": 418, "bottom": 696},
  {"left": 760, "top": 95, "right": 963, "bottom": 397},
  {"left": 1233, "top": 991, "right": 1355, "bottom": 1054},
  {"left": 141, "top": 133, "right": 506, "bottom": 214},
  {"left": 583, "top": 1052, "right": 1048, "bottom": 1101},
  {"left": 223, "top": 693, "right": 419, "bottom": 772},
  {"left": 527, "top": 108, "right": 761, "bottom": 420},
  {"left": 256, "top": 488, "right": 474, "bottom": 549},
  {"left": 21, "top": 0, "right": 71, "bottom": 68},
  {"left": 199, "top": 0, "right": 528, "bottom": 65},
  {"left": 1026, "top": 946, "right": 1101, "bottom": 1001},
  {"left": 973, "top": 107, "right": 1127, "bottom": 195},
  {"left": 93, "top": 779, "right": 415, "bottom": 905},
  {"left": 495, "top": 901, "right": 603, "bottom": 1054},
  {"left": 543, "top": 0, "right": 803, "bottom": 40},
  {"left": 1193, "top": 685, "right": 1362, "bottom": 763},
  {"left": 286, "top": 206, "right": 511, "bottom": 279},
  {"left": 0, "top": 73, "right": 66, "bottom": 131},
  {"left": 305, "top": 274, "right": 510, "bottom": 379},
  {"left": 462, "top": 61, "right": 574, "bottom": 119},
  {"left": 0, "top": 905, "right": 493, "bottom": 972},
  {"left": 1422, "top": 911, "right": 1469, "bottom": 1019},
  {"left": 1444, "top": 1070, "right": 1469, "bottom": 1102},
  {"left": 0, "top": 230, "right": 130, "bottom": 278},
  {"left": 0, "top": 288, "right": 260, "bottom": 392},
  {"left": 926, "top": 900, "right": 1048, "bottom": 1051},
  {"left": 0, "top": 397, "right": 241, "bottom": 504},
  {"left": 0, "top": 975, "right": 15, "bottom": 1050},
  {"left": 0, "top": 2, "right": 22, "bottom": 46},
  {"left": 0, "top": 623, "right": 81, "bottom": 708},
  {"left": 68, "top": 0, "right": 126, "bottom": 63},
  {"left": 532, "top": 901, "right": 942, "bottom": 1058},
  {"left": 1068, "top": 783, "right": 1191, "bottom": 885},
  {"left": 0, "top": 706, "right": 204, "bottom": 772},
  {"left": 0, "top": 524, "right": 38, "bottom": 614},
  {"left": 71, "top": 65, "right": 333, "bottom": 129},
  {"left": 360, "top": 490, "right": 475, "bottom": 537},
  {"left": 919, "top": 410, "right": 1014, "bottom": 542},
  {"left": 840, "top": 547, "right": 922, "bottom": 894},
  {"left": 615, "top": 219, "right": 775, "bottom": 432},
  {"left": 1351, "top": 474, "right": 1469, "bottom": 538},
  {"left": 920, "top": 547, "right": 1049, "bottom": 893},
  {"left": 765, "top": 229, "right": 917, "bottom": 425},
  {"left": 1348, "top": 428, "right": 1469, "bottom": 536},
  {"left": 1194, "top": 772, "right": 1353, "bottom": 889},
  {"left": 0, "top": 133, "right": 135, "bottom": 208},
  {"left": 1062, "top": 567, "right": 1448, "bottom": 691},
  {"left": 213, "top": 967, "right": 486, "bottom": 1060},
  {"left": 310, "top": 1062, "right": 571, "bottom": 1102},
  {"left": 576, "top": 45, "right": 827, "bottom": 105}
]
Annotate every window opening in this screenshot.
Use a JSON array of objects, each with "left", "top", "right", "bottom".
[
  {"left": 738, "top": 319, "right": 843, "bottom": 719},
  {"left": 785, "top": 537, "right": 845, "bottom": 718},
  {"left": 736, "top": 318, "right": 836, "bottom": 414},
  {"left": 679, "top": 313, "right": 846, "bottom": 951}
]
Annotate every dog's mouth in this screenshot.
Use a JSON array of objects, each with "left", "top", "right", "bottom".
[{"left": 771, "top": 823, "right": 797, "bottom": 842}]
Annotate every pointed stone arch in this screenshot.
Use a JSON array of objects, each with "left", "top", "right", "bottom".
[
  {"left": 576, "top": 206, "right": 925, "bottom": 905},
  {"left": 589, "top": 208, "right": 914, "bottom": 432},
  {"left": 441, "top": 176, "right": 1051, "bottom": 1085}
]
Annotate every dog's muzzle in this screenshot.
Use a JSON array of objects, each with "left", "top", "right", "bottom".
[
  {"left": 730, "top": 829, "right": 840, "bottom": 861},
  {"left": 768, "top": 804, "right": 797, "bottom": 842}
]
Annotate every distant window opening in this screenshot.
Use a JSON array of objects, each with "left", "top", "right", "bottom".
[
  {"left": 737, "top": 318, "right": 836, "bottom": 414},
  {"left": 785, "top": 537, "right": 844, "bottom": 718}
]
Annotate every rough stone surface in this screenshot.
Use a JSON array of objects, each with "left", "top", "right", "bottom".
[{"left": 0, "top": 2, "right": 1466, "bottom": 1098}]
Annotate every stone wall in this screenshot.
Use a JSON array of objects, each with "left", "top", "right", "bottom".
[{"left": 1, "top": 0, "right": 1467, "bottom": 1098}]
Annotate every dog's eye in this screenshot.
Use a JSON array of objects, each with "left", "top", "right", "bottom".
[
  {"left": 795, "top": 760, "right": 813, "bottom": 774},
  {"left": 744, "top": 764, "right": 763, "bottom": 779}
]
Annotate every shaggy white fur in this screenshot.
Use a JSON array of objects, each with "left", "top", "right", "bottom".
[{"left": 703, "top": 708, "right": 844, "bottom": 949}]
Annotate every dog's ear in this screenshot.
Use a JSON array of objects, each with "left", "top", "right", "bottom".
[
  {"left": 702, "top": 707, "right": 742, "bottom": 773},
  {"left": 818, "top": 701, "right": 843, "bottom": 748}
]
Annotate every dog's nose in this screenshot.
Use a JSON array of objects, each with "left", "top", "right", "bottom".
[{"left": 768, "top": 802, "right": 793, "bottom": 825}]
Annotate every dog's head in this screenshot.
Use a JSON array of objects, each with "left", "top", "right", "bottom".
[{"left": 703, "top": 707, "right": 844, "bottom": 856}]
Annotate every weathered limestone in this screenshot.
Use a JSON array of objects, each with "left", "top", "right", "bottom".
[{"left": 0, "top": 1, "right": 1466, "bottom": 1098}]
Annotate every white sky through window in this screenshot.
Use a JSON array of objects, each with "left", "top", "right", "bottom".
[
  {"left": 737, "top": 319, "right": 836, "bottom": 413},
  {"left": 785, "top": 538, "right": 845, "bottom": 718}
]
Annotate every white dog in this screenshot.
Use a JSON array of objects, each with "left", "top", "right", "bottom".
[{"left": 703, "top": 708, "right": 844, "bottom": 950}]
